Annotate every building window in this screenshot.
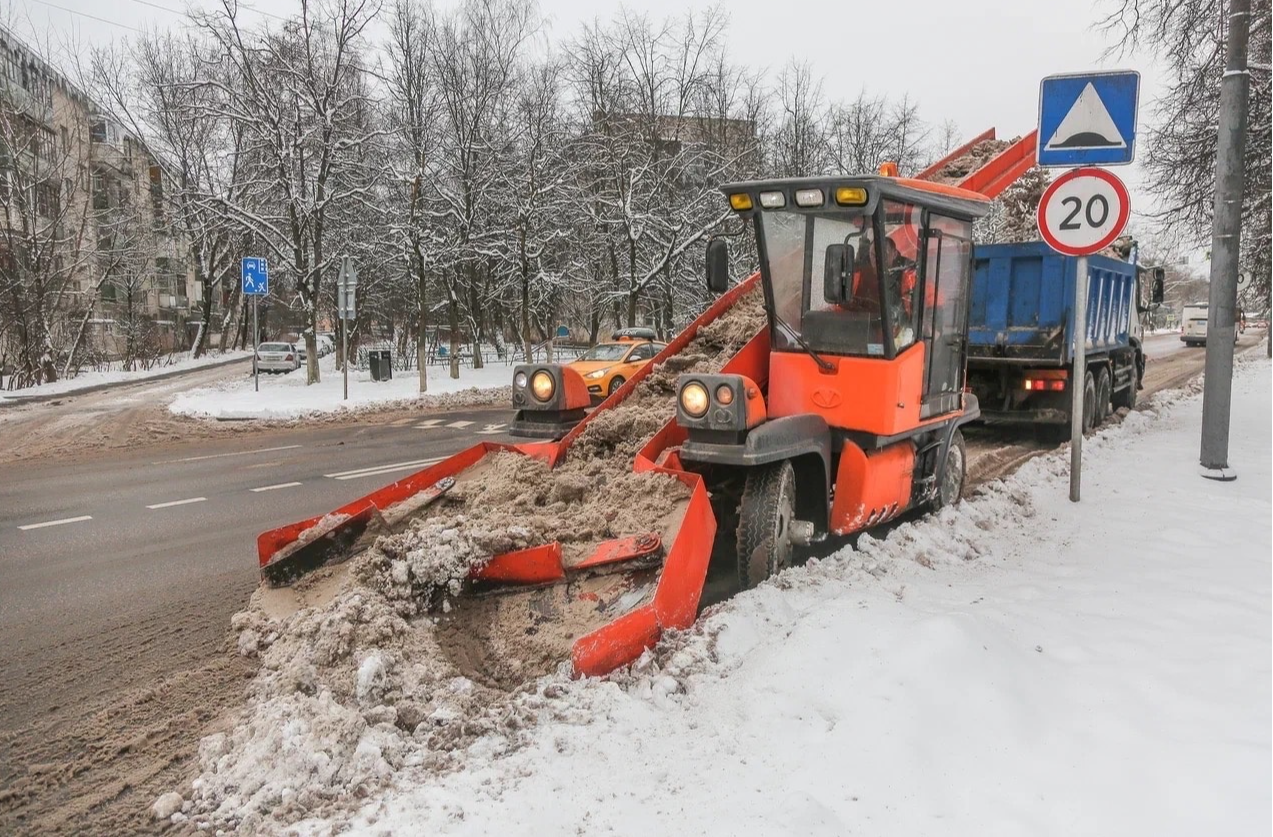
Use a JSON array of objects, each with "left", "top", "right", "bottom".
[
  {"left": 90, "top": 121, "right": 107, "bottom": 143},
  {"left": 60, "top": 126, "right": 69, "bottom": 153}
]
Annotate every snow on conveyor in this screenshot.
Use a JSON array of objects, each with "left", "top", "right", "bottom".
[{"left": 294, "top": 358, "right": 1271, "bottom": 837}]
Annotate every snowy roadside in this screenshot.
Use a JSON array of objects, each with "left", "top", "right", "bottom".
[
  {"left": 287, "top": 358, "right": 1271, "bottom": 837},
  {"left": 0, "top": 350, "right": 250, "bottom": 403},
  {"left": 168, "top": 355, "right": 514, "bottom": 420}
]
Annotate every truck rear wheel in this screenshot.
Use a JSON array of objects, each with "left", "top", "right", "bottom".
[
  {"left": 1094, "top": 366, "right": 1111, "bottom": 426},
  {"left": 1111, "top": 362, "right": 1137, "bottom": 411},
  {"left": 737, "top": 461, "right": 796, "bottom": 590},
  {"left": 1082, "top": 371, "right": 1096, "bottom": 433}
]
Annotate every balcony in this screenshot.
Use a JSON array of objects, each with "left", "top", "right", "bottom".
[{"left": 1, "top": 78, "right": 54, "bottom": 125}]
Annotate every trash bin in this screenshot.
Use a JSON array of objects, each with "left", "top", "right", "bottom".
[{"left": 369, "top": 350, "right": 392, "bottom": 381}]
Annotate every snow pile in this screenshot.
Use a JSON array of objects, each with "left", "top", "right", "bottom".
[
  {"left": 0, "top": 350, "right": 249, "bottom": 402},
  {"left": 567, "top": 286, "right": 766, "bottom": 463},
  {"left": 928, "top": 138, "right": 1012, "bottom": 184},
  {"left": 294, "top": 358, "right": 1270, "bottom": 836},
  {"left": 168, "top": 353, "right": 514, "bottom": 420}
]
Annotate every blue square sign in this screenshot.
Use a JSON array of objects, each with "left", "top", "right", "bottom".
[
  {"left": 241, "top": 257, "right": 269, "bottom": 296},
  {"left": 1037, "top": 71, "right": 1139, "bottom": 167}
]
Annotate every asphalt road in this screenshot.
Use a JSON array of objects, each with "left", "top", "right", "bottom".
[{"left": 0, "top": 403, "right": 519, "bottom": 834}]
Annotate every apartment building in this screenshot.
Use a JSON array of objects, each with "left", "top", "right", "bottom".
[{"left": 0, "top": 25, "right": 196, "bottom": 366}]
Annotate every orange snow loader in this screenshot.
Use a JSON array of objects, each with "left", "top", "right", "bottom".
[{"left": 256, "top": 129, "right": 1037, "bottom": 680}]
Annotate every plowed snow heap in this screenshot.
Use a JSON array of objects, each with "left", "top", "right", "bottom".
[{"left": 177, "top": 287, "right": 766, "bottom": 833}]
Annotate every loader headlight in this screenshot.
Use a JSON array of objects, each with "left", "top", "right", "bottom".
[
  {"left": 715, "top": 384, "right": 734, "bottom": 405},
  {"left": 531, "top": 371, "right": 555, "bottom": 402},
  {"left": 514, "top": 371, "right": 528, "bottom": 388},
  {"left": 680, "top": 381, "right": 709, "bottom": 418}
]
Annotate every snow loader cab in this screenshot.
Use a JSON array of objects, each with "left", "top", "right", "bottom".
[{"left": 683, "top": 174, "right": 989, "bottom": 588}]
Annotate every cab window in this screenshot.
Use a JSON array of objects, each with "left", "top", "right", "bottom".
[{"left": 627, "top": 343, "right": 655, "bottom": 362}]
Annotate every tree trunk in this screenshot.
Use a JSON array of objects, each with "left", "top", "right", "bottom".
[
  {"left": 416, "top": 258, "right": 428, "bottom": 393},
  {"left": 448, "top": 280, "right": 460, "bottom": 380}
]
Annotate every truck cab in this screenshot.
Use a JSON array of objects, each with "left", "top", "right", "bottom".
[{"left": 675, "top": 175, "right": 989, "bottom": 588}]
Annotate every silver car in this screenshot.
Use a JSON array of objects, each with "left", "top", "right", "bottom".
[{"left": 256, "top": 341, "right": 301, "bottom": 373}]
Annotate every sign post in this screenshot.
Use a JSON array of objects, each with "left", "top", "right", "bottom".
[
  {"left": 337, "top": 257, "right": 358, "bottom": 401},
  {"left": 241, "top": 258, "right": 269, "bottom": 393},
  {"left": 1037, "top": 70, "right": 1138, "bottom": 503}
]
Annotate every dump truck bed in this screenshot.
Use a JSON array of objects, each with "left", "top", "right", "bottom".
[{"left": 969, "top": 242, "right": 1137, "bottom": 364}]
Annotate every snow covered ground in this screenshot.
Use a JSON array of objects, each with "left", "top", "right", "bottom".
[
  {"left": 0, "top": 351, "right": 250, "bottom": 402},
  {"left": 298, "top": 358, "right": 1271, "bottom": 836},
  {"left": 168, "top": 355, "right": 514, "bottom": 420}
]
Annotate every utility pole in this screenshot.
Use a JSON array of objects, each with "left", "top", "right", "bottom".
[{"left": 1199, "top": 0, "right": 1251, "bottom": 481}]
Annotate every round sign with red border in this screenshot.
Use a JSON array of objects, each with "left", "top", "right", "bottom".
[{"left": 1036, "top": 167, "right": 1131, "bottom": 256}]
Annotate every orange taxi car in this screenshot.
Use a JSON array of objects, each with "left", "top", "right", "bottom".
[{"left": 568, "top": 328, "right": 666, "bottom": 399}]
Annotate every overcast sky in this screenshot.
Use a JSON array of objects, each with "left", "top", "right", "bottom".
[{"left": 12, "top": 0, "right": 1181, "bottom": 248}]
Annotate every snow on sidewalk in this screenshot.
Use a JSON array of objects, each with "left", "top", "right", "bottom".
[
  {"left": 304, "top": 359, "right": 1271, "bottom": 837},
  {"left": 168, "top": 354, "right": 514, "bottom": 420},
  {"left": 0, "top": 350, "right": 250, "bottom": 402}
]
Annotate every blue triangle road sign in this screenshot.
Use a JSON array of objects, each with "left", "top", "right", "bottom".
[{"left": 1037, "top": 71, "right": 1139, "bottom": 167}]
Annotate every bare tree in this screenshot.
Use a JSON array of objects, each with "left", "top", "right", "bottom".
[
  {"left": 190, "top": 0, "right": 382, "bottom": 384},
  {"left": 1101, "top": 0, "right": 1271, "bottom": 303}
]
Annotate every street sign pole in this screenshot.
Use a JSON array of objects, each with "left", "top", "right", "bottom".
[
  {"left": 1070, "top": 256, "right": 1088, "bottom": 502},
  {"left": 1037, "top": 167, "right": 1131, "bottom": 505},
  {"left": 252, "top": 295, "right": 259, "bottom": 392},
  {"left": 242, "top": 257, "right": 269, "bottom": 392},
  {"left": 342, "top": 313, "right": 349, "bottom": 401}
]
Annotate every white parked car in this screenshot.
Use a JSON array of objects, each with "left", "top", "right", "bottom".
[
  {"left": 316, "top": 335, "right": 335, "bottom": 357},
  {"left": 256, "top": 342, "right": 301, "bottom": 373}
]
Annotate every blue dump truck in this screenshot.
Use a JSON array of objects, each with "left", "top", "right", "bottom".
[{"left": 966, "top": 242, "right": 1164, "bottom": 439}]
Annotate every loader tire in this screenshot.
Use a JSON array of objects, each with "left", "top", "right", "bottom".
[
  {"left": 930, "top": 429, "right": 966, "bottom": 512},
  {"left": 737, "top": 460, "right": 796, "bottom": 590}
]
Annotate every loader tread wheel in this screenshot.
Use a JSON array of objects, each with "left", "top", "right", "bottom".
[
  {"left": 737, "top": 461, "right": 796, "bottom": 591},
  {"left": 1094, "top": 366, "right": 1111, "bottom": 426},
  {"left": 931, "top": 429, "right": 966, "bottom": 512}
]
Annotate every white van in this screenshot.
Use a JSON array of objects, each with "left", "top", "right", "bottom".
[
  {"left": 1180, "top": 303, "right": 1208, "bottom": 346},
  {"left": 1180, "top": 302, "right": 1238, "bottom": 346}
]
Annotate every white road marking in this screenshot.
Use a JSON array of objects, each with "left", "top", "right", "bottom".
[
  {"left": 445, "top": 420, "right": 475, "bottom": 429},
  {"left": 389, "top": 418, "right": 416, "bottom": 427},
  {"left": 250, "top": 481, "right": 302, "bottom": 492},
  {"left": 146, "top": 496, "right": 208, "bottom": 510},
  {"left": 324, "top": 457, "right": 446, "bottom": 481},
  {"left": 416, "top": 419, "right": 445, "bottom": 429},
  {"left": 155, "top": 444, "right": 302, "bottom": 464},
  {"left": 475, "top": 423, "right": 508, "bottom": 435},
  {"left": 18, "top": 515, "right": 93, "bottom": 531}
]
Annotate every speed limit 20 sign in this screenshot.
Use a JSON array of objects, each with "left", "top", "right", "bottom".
[{"left": 1036, "top": 167, "right": 1131, "bottom": 257}]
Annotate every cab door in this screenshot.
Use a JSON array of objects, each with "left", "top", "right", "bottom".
[{"left": 919, "top": 213, "right": 974, "bottom": 418}]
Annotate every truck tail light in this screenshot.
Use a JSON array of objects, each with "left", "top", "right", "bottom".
[{"left": 1023, "top": 378, "right": 1065, "bottom": 392}]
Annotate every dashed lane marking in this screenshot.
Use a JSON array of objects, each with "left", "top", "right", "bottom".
[
  {"left": 154, "top": 444, "right": 303, "bottom": 465},
  {"left": 324, "top": 457, "right": 446, "bottom": 481},
  {"left": 446, "top": 420, "right": 475, "bottom": 429},
  {"left": 17, "top": 515, "right": 93, "bottom": 531},
  {"left": 146, "top": 497, "right": 208, "bottom": 510},
  {"left": 416, "top": 419, "right": 445, "bottom": 429},
  {"left": 250, "top": 481, "right": 303, "bottom": 492}
]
